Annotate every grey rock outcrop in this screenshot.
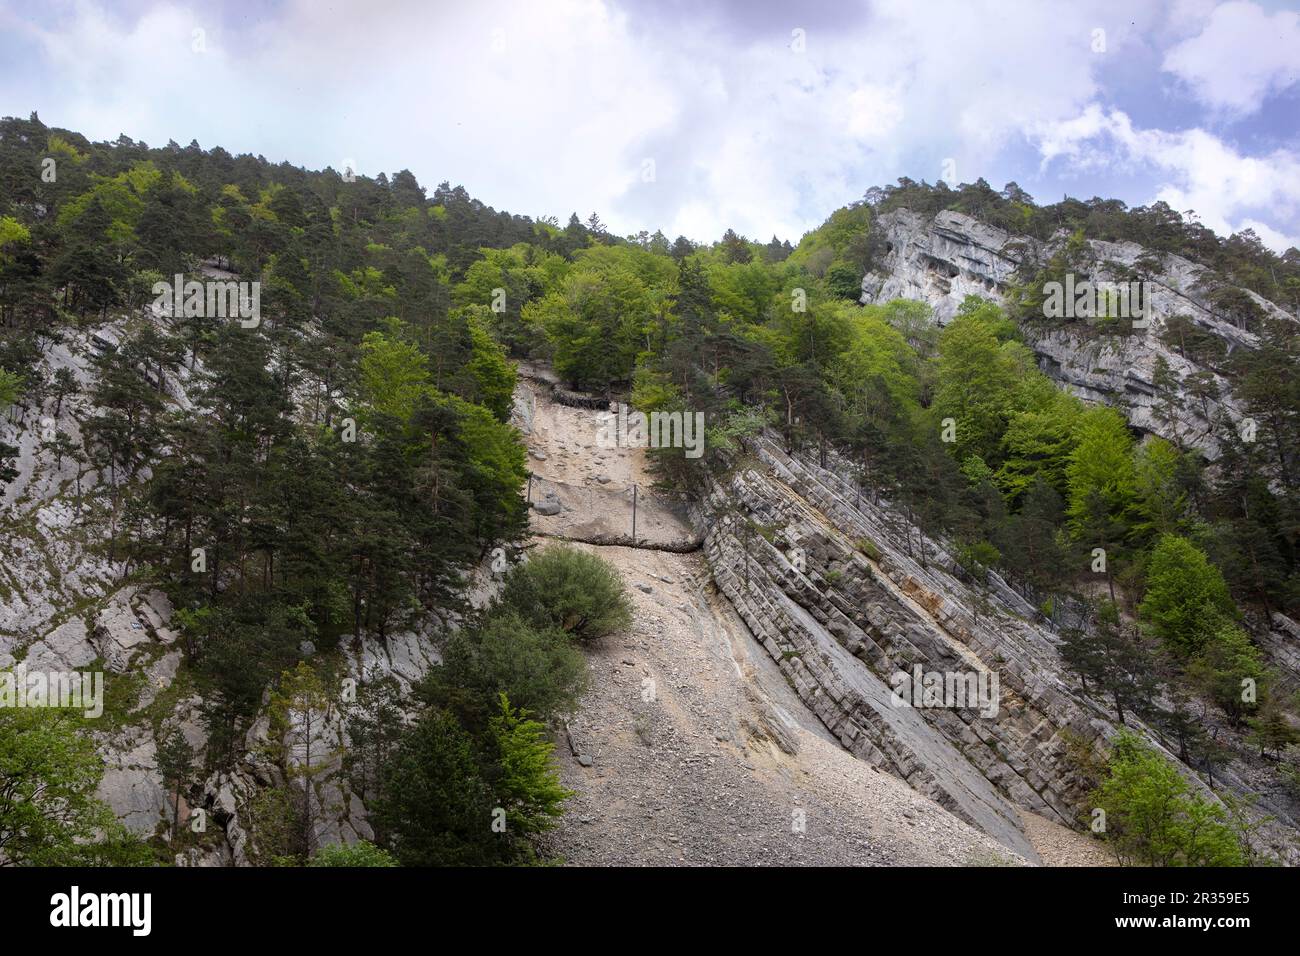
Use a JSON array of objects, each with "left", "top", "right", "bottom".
[
  {"left": 695, "top": 434, "right": 1243, "bottom": 859},
  {"left": 860, "top": 208, "right": 1293, "bottom": 459}
]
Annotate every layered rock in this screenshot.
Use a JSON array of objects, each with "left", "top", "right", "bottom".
[
  {"left": 695, "top": 434, "right": 1226, "bottom": 858},
  {"left": 859, "top": 208, "right": 1295, "bottom": 459}
]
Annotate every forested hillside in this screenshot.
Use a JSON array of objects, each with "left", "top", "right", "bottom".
[{"left": 2, "top": 111, "right": 1299, "bottom": 866}]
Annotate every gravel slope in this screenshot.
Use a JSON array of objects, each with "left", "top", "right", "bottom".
[{"left": 520, "top": 376, "right": 1053, "bottom": 866}]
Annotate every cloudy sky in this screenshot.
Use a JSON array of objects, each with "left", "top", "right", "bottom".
[{"left": 2, "top": 0, "right": 1298, "bottom": 250}]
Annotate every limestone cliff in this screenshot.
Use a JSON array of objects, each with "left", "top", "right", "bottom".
[{"left": 861, "top": 208, "right": 1295, "bottom": 459}]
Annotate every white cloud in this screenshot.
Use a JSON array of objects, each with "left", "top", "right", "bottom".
[
  {"left": 1162, "top": 1, "right": 1300, "bottom": 115},
  {"left": 1236, "top": 218, "right": 1300, "bottom": 254},
  {"left": 846, "top": 84, "right": 905, "bottom": 141},
  {"left": 4, "top": 0, "right": 1291, "bottom": 249},
  {"left": 5, "top": 0, "right": 1135, "bottom": 242},
  {"left": 1031, "top": 105, "right": 1300, "bottom": 251}
]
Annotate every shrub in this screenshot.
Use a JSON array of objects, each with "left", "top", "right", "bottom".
[
  {"left": 495, "top": 544, "right": 632, "bottom": 643},
  {"left": 421, "top": 610, "right": 588, "bottom": 729},
  {"left": 1091, "top": 731, "right": 1246, "bottom": 866},
  {"left": 855, "top": 537, "right": 882, "bottom": 561},
  {"left": 308, "top": 841, "right": 399, "bottom": 867}
]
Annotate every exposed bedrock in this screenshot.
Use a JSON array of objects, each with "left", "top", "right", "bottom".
[
  {"left": 860, "top": 208, "right": 1295, "bottom": 459},
  {"left": 695, "top": 436, "right": 1144, "bottom": 859}
]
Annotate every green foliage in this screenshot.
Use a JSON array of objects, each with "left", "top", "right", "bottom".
[
  {"left": 308, "top": 840, "right": 399, "bottom": 867},
  {"left": 826, "top": 304, "right": 920, "bottom": 415},
  {"left": 527, "top": 246, "right": 660, "bottom": 388},
  {"left": 358, "top": 318, "right": 434, "bottom": 424},
  {"left": 267, "top": 663, "right": 336, "bottom": 854},
  {"left": 243, "top": 785, "right": 304, "bottom": 867},
  {"left": 1187, "top": 624, "right": 1268, "bottom": 726},
  {"left": 957, "top": 539, "right": 1001, "bottom": 580},
  {"left": 462, "top": 313, "right": 517, "bottom": 420},
  {"left": 487, "top": 694, "right": 573, "bottom": 836},
  {"left": 494, "top": 544, "right": 632, "bottom": 643},
  {"left": 1132, "top": 437, "right": 1189, "bottom": 540},
  {"left": 0, "top": 368, "right": 22, "bottom": 408},
  {"left": 0, "top": 215, "right": 31, "bottom": 263},
  {"left": 342, "top": 676, "right": 405, "bottom": 829},
  {"left": 0, "top": 706, "right": 145, "bottom": 865},
  {"left": 421, "top": 609, "right": 588, "bottom": 730},
  {"left": 996, "top": 388, "right": 1082, "bottom": 502},
  {"left": 373, "top": 708, "right": 499, "bottom": 867},
  {"left": 789, "top": 202, "right": 877, "bottom": 274},
  {"left": 155, "top": 727, "right": 194, "bottom": 842},
  {"left": 1091, "top": 731, "right": 1247, "bottom": 866},
  {"left": 1139, "top": 534, "right": 1237, "bottom": 653},
  {"left": 1058, "top": 601, "right": 1161, "bottom": 725},
  {"left": 934, "top": 300, "right": 1036, "bottom": 465},
  {"left": 1066, "top": 405, "right": 1136, "bottom": 538}
]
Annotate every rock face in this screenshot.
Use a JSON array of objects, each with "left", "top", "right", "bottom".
[
  {"left": 694, "top": 434, "right": 1263, "bottom": 859},
  {"left": 860, "top": 208, "right": 1294, "bottom": 459},
  {"left": 0, "top": 315, "right": 462, "bottom": 863},
  {"left": 7, "top": 223, "right": 1298, "bottom": 866}
]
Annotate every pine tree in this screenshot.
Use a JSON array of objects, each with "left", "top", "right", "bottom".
[
  {"left": 487, "top": 694, "right": 573, "bottom": 838},
  {"left": 156, "top": 728, "right": 195, "bottom": 842}
]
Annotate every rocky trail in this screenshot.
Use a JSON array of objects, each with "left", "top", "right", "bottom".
[{"left": 515, "top": 369, "right": 1110, "bottom": 866}]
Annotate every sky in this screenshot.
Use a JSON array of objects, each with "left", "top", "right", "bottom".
[{"left": 1, "top": 0, "right": 1298, "bottom": 251}]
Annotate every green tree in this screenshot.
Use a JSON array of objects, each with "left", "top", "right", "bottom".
[
  {"left": 1091, "top": 731, "right": 1246, "bottom": 866},
  {"left": 358, "top": 317, "right": 433, "bottom": 425},
  {"left": 1187, "top": 623, "right": 1267, "bottom": 727},
  {"left": 342, "top": 674, "right": 405, "bottom": 835},
  {"left": 0, "top": 707, "right": 125, "bottom": 865},
  {"left": 156, "top": 727, "right": 195, "bottom": 842},
  {"left": 1058, "top": 601, "right": 1160, "bottom": 725},
  {"left": 0, "top": 368, "right": 22, "bottom": 408},
  {"left": 267, "top": 661, "right": 336, "bottom": 858},
  {"left": 487, "top": 694, "right": 573, "bottom": 838},
  {"left": 933, "top": 298, "right": 1033, "bottom": 466},
  {"left": 373, "top": 708, "right": 499, "bottom": 867},
  {"left": 1138, "top": 534, "right": 1236, "bottom": 653},
  {"left": 1066, "top": 405, "right": 1136, "bottom": 537},
  {"left": 1132, "top": 437, "right": 1188, "bottom": 541}
]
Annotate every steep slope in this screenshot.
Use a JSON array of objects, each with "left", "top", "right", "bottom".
[
  {"left": 697, "top": 433, "right": 1299, "bottom": 864},
  {"left": 515, "top": 369, "right": 1111, "bottom": 865},
  {"left": 860, "top": 208, "right": 1292, "bottom": 458}
]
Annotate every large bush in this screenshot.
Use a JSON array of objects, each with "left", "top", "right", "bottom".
[
  {"left": 495, "top": 545, "right": 632, "bottom": 643},
  {"left": 421, "top": 610, "right": 588, "bottom": 729},
  {"left": 1091, "top": 731, "right": 1246, "bottom": 866}
]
